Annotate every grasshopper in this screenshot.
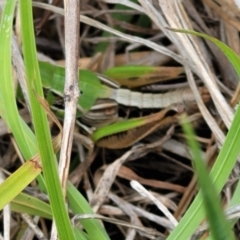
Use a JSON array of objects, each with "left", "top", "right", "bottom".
[{"left": 39, "top": 61, "right": 210, "bottom": 149}]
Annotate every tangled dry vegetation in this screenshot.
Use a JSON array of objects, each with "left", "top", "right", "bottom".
[{"left": 2, "top": 0, "right": 240, "bottom": 239}]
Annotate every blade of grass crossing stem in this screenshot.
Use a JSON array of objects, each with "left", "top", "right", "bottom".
[
  {"left": 181, "top": 115, "right": 235, "bottom": 240},
  {"left": 167, "top": 29, "right": 240, "bottom": 240},
  {"left": 19, "top": 1, "right": 75, "bottom": 239}
]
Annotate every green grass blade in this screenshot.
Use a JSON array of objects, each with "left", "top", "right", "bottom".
[
  {"left": 167, "top": 108, "right": 240, "bottom": 239},
  {"left": 67, "top": 182, "right": 110, "bottom": 240},
  {"left": 0, "top": 0, "right": 45, "bottom": 208},
  {"left": 19, "top": 1, "right": 75, "bottom": 239},
  {"left": 0, "top": 0, "right": 53, "bottom": 214},
  {"left": 0, "top": 161, "right": 41, "bottom": 209},
  {"left": 11, "top": 193, "right": 52, "bottom": 219},
  {"left": 181, "top": 115, "right": 235, "bottom": 240},
  {"left": 73, "top": 227, "right": 89, "bottom": 240},
  {"left": 167, "top": 29, "right": 240, "bottom": 240},
  {"left": 0, "top": 0, "right": 34, "bottom": 159}
]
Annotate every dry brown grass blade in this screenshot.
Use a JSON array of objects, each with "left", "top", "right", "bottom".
[
  {"left": 203, "top": 0, "right": 240, "bottom": 31},
  {"left": 57, "top": 50, "right": 174, "bottom": 70},
  {"left": 108, "top": 192, "right": 163, "bottom": 239},
  {"left": 112, "top": 66, "right": 185, "bottom": 88},
  {"left": 131, "top": 180, "right": 178, "bottom": 227},
  {"left": 72, "top": 212, "right": 165, "bottom": 239},
  {"left": 107, "top": 193, "right": 175, "bottom": 230},
  {"left": 68, "top": 132, "right": 95, "bottom": 186},
  {"left": 90, "top": 150, "right": 133, "bottom": 213},
  {"left": 115, "top": 165, "right": 185, "bottom": 193},
  {"left": 231, "top": 84, "right": 240, "bottom": 106},
  {"left": 35, "top": 94, "right": 62, "bottom": 154},
  {"left": 107, "top": 191, "right": 143, "bottom": 239}
]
